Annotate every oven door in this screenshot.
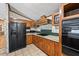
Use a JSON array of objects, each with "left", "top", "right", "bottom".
[
  {"left": 68, "top": 33, "right": 79, "bottom": 51},
  {"left": 62, "top": 18, "right": 79, "bottom": 52}
]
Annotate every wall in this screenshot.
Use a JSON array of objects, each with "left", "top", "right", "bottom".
[
  {"left": 9, "top": 3, "right": 60, "bottom": 20},
  {"left": 0, "top": 3, "right": 9, "bottom": 53},
  {"left": 35, "top": 24, "right": 52, "bottom": 32},
  {"left": 0, "top": 3, "right": 7, "bottom": 20},
  {"left": 38, "top": 24, "right": 52, "bottom": 30},
  {"left": 52, "top": 26, "right": 59, "bottom": 33},
  {"left": 10, "top": 11, "right": 30, "bottom": 20},
  {"left": 0, "top": 3, "right": 8, "bottom": 33}
]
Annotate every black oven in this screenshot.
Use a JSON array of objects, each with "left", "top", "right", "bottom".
[{"left": 62, "top": 18, "right": 79, "bottom": 54}]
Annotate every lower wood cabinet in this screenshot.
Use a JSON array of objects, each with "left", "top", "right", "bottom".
[
  {"left": 26, "top": 35, "right": 33, "bottom": 45},
  {"left": 32, "top": 35, "right": 61, "bottom": 56},
  {"left": 32, "top": 35, "right": 55, "bottom": 56},
  {"left": 54, "top": 42, "right": 61, "bottom": 56}
]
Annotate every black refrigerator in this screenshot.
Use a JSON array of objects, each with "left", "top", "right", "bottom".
[{"left": 9, "top": 22, "right": 26, "bottom": 52}]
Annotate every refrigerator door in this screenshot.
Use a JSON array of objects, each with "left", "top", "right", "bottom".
[
  {"left": 17, "top": 23, "right": 26, "bottom": 49},
  {"left": 9, "top": 22, "right": 18, "bottom": 52}
]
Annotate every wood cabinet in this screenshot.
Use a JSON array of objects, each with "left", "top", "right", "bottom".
[
  {"left": 0, "top": 19, "right": 5, "bottom": 48},
  {"left": 26, "top": 35, "right": 33, "bottom": 45},
  {"left": 32, "top": 35, "right": 55, "bottom": 56},
  {"left": 26, "top": 20, "right": 36, "bottom": 28},
  {"left": 32, "top": 35, "right": 62, "bottom": 56},
  {"left": 61, "top": 3, "right": 79, "bottom": 20},
  {"left": 37, "top": 15, "right": 48, "bottom": 25},
  {"left": 44, "top": 39, "right": 54, "bottom": 56},
  {"left": 0, "top": 36, "right": 5, "bottom": 48},
  {"left": 26, "top": 34, "right": 62, "bottom": 56},
  {"left": 54, "top": 42, "right": 61, "bottom": 56},
  {"left": 0, "top": 20, "right": 4, "bottom": 32}
]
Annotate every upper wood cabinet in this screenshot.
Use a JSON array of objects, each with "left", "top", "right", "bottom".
[
  {"left": 37, "top": 15, "right": 48, "bottom": 25},
  {"left": 24, "top": 19, "right": 36, "bottom": 28},
  {"left": 61, "top": 3, "right": 79, "bottom": 20}
]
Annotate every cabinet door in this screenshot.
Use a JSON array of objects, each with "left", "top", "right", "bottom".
[
  {"left": 50, "top": 40, "right": 55, "bottom": 56},
  {"left": 0, "top": 36, "right": 5, "bottom": 48},
  {"left": 45, "top": 40, "right": 54, "bottom": 56},
  {"left": 35, "top": 36, "right": 39, "bottom": 46},
  {"left": 37, "top": 36, "right": 41, "bottom": 48},
  {"left": 32, "top": 35, "right": 38, "bottom": 46},
  {"left": 40, "top": 37, "right": 45, "bottom": 51},
  {"left": 27, "top": 35, "right": 32, "bottom": 45},
  {"left": 32, "top": 35, "right": 36, "bottom": 43},
  {"left": 32, "top": 35, "right": 34, "bottom": 43},
  {"left": 54, "top": 42, "right": 61, "bottom": 56}
]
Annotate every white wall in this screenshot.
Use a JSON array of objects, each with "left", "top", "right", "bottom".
[
  {"left": 39, "top": 24, "right": 52, "bottom": 30},
  {"left": 35, "top": 24, "right": 52, "bottom": 32},
  {"left": 10, "top": 11, "right": 30, "bottom": 20},
  {"left": 52, "top": 26, "right": 59, "bottom": 33},
  {"left": 9, "top": 3, "right": 60, "bottom": 20},
  {"left": 0, "top": 3, "right": 7, "bottom": 20}
]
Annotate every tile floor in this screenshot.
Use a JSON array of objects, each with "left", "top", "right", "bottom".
[{"left": 0, "top": 44, "right": 47, "bottom": 56}]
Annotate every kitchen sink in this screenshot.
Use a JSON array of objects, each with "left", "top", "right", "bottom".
[
  {"left": 38, "top": 33, "right": 59, "bottom": 36},
  {"left": 37, "top": 33, "right": 48, "bottom": 36}
]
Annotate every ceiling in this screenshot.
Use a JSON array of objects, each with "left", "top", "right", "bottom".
[{"left": 9, "top": 3, "right": 60, "bottom": 20}]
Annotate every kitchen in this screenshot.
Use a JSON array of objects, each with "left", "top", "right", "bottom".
[{"left": 0, "top": 3, "right": 79, "bottom": 56}]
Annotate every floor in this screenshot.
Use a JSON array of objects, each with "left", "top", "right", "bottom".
[{"left": 0, "top": 44, "right": 47, "bottom": 56}]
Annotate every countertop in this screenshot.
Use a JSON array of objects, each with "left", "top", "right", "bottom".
[{"left": 26, "top": 33, "right": 59, "bottom": 42}]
